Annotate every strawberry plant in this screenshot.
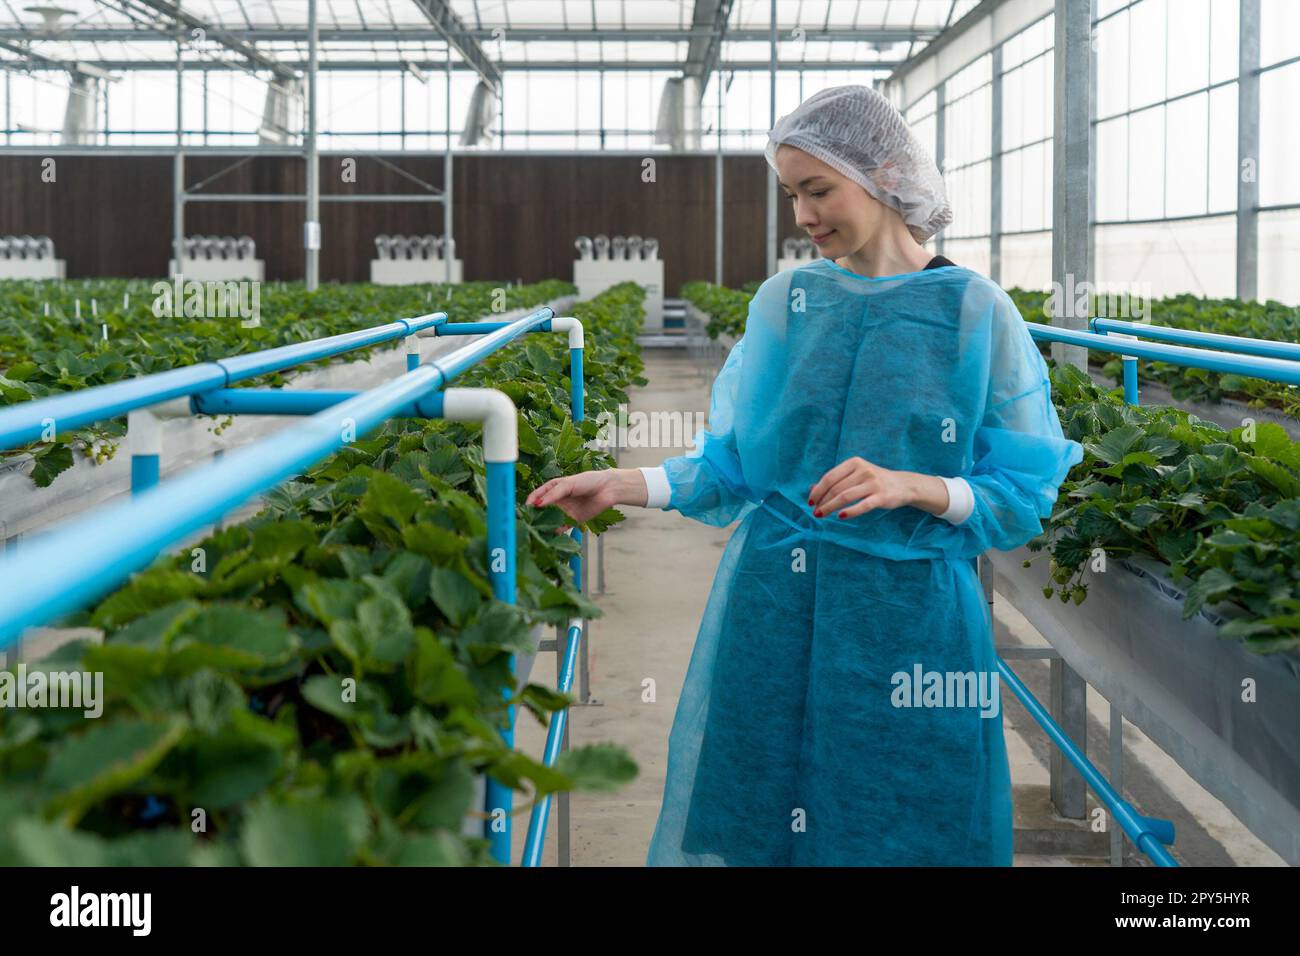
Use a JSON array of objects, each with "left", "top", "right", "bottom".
[
  {"left": 0, "top": 283, "right": 645, "bottom": 866},
  {"left": 1006, "top": 287, "right": 1300, "bottom": 421},
  {"left": 0, "top": 278, "right": 576, "bottom": 487},
  {"left": 1031, "top": 363, "right": 1300, "bottom": 653}
]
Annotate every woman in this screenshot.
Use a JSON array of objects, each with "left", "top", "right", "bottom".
[{"left": 525, "top": 85, "right": 1083, "bottom": 866}]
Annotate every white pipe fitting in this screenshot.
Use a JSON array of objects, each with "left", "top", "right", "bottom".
[
  {"left": 548, "top": 316, "right": 584, "bottom": 350},
  {"left": 440, "top": 388, "right": 518, "bottom": 463}
]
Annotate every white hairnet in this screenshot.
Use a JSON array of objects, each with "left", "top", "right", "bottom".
[{"left": 765, "top": 85, "right": 953, "bottom": 243}]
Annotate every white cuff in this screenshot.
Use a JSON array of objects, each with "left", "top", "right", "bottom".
[
  {"left": 639, "top": 466, "right": 672, "bottom": 509},
  {"left": 937, "top": 476, "right": 974, "bottom": 525}
]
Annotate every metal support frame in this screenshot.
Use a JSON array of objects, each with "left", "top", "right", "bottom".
[
  {"left": 119, "top": 0, "right": 297, "bottom": 82},
  {"left": 1236, "top": 0, "right": 1260, "bottom": 301},
  {"left": 173, "top": 23, "right": 184, "bottom": 273},
  {"left": 766, "top": 0, "right": 777, "bottom": 277},
  {"left": 304, "top": 0, "right": 320, "bottom": 291},
  {"left": 1049, "top": 0, "right": 1091, "bottom": 372},
  {"left": 409, "top": 0, "right": 502, "bottom": 94},
  {"left": 686, "top": 0, "right": 739, "bottom": 83},
  {"left": 4, "top": 57, "right": 904, "bottom": 74},
  {"left": 150, "top": 1, "right": 459, "bottom": 289},
  {"left": 715, "top": 71, "right": 725, "bottom": 286},
  {"left": 0, "top": 26, "right": 928, "bottom": 45},
  {"left": 989, "top": 45, "right": 1003, "bottom": 283},
  {"left": 444, "top": 42, "right": 454, "bottom": 284},
  {"left": 934, "top": 84, "right": 946, "bottom": 258}
]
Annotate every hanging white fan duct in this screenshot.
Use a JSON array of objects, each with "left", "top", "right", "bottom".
[
  {"left": 654, "top": 76, "right": 702, "bottom": 152},
  {"left": 460, "top": 79, "right": 500, "bottom": 147}
]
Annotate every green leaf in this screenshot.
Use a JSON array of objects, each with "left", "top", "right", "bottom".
[
  {"left": 240, "top": 794, "right": 371, "bottom": 866},
  {"left": 402, "top": 522, "right": 467, "bottom": 562},
  {"left": 429, "top": 566, "right": 483, "bottom": 627},
  {"left": 386, "top": 830, "right": 468, "bottom": 866},
  {"left": 9, "top": 819, "right": 195, "bottom": 866},
  {"left": 518, "top": 682, "right": 574, "bottom": 725},
  {"left": 295, "top": 576, "right": 369, "bottom": 626},
  {"left": 43, "top": 716, "right": 189, "bottom": 818},
  {"left": 553, "top": 743, "right": 639, "bottom": 792},
  {"left": 356, "top": 589, "right": 415, "bottom": 665},
  {"left": 5, "top": 361, "right": 39, "bottom": 381},
  {"left": 169, "top": 605, "right": 298, "bottom": 672},
  {"left": 1183, "top": 567, "right": 1237, "bottom": 619},
  {"left": 362, "top": 470, "right": 423, "bottom": 525},
  {"left": 30, "top": 443, "right": 74, "bottom": 487},
  {"left": 301, "top": 674, "right": 361, "bottom": 721},
  {"left": 517, "top": 414, "right": 544, "bottom": 455},
  {"left": 250, "top": 518, "right": 319, "bottom": 559},
  {"left": 186, "top": 713, "right": 291, "bottom": 810},
  {"left": 92, "top": 570, "right": 205, "bottom": 630},
  {"left": 1084, "top": 426, "right": 1147, "bottom": 465},
  {"left": 407, "top": 628, "right": 478, "bottom": 708},
  {"left": 1096, "top": 450, "right": 1158, "bottom": 477},
  {"left": 381, "top": 551, "right": 433, "bottom": 609}
]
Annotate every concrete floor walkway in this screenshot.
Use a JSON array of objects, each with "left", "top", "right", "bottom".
[{"left": 512, "top": 347, "right": 1284, "bottom": 867}]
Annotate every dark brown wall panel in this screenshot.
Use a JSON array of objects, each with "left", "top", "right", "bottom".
[{"left": 0, "top": 153, "right": 801, "bottom": 294}]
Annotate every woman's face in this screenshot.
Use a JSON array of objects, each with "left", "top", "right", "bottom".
[{"left": 775, "top": 144, "right": 890, "bottom": 259}]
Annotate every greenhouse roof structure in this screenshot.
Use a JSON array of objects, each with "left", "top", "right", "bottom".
[{"left": 0, "top": 1, "right": 980, "bottom": 73}]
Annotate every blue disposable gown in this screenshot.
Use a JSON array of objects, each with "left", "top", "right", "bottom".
[{"left": 645, "top": 258, "right": 1084, "bottom": 866}]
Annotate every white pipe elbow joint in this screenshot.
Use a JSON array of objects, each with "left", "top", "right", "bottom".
[
  {"left": 549, "top": 316, "right": 584, "bottom": 350},
  {"left": 440, "top": 387, "right": 518, "bottom": 463}
]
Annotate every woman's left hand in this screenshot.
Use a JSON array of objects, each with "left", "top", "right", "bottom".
[{"left": 807, "top": 457, "right": 916, "bottom": 519}]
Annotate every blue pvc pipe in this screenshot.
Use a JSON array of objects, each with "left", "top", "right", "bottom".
[
  {"left": 437, "top": 318, "right": 553, "bottom": 336},
  {"left": 192, "top": 389, "right": 362, "bottom": 416},
  {"left": 0, "top": 313, "right": 449, "bottom": 453},
  {"left": 1027, "top": 322, "right": 1300, "bottom": 385},
  {"left": 0, "top": 310, "right": 545, "bottom": 648},
  {"left": 0, "top": 363, "right": 445, "bottom": 648},
  {"left": 214, "top": 313, "right": 446, "bottom": 380},
  {"left": 996, "top": 657, "right": 1178, "bottom": 866},
  {"left": 569, "top": 347, "right": 584, "bottom": 422},
  {"left": 0, "top": 364, "right": 227, "bottom": 450},
  {"left": 1093, "top": 326, "right": 1141, "bottom": 406},
  {"left": 521, "top": 621, "right": 583, "bottom": 867},
  {"left": 1123, "top": 358, "right": 1140, "bottom": 405},
  {"left": 130, "top": 454, "right": 159, "bottom": 495},
  {"left": 1091, "top": 317, "right": 1300, "bottom": 363},
  {"left": 568, "top": 343, "right": 586, "bottom": 590},
  {"left": 484, "top": 458, "right": 519, "bottom": 865},
  {"left": 427, "top": 309, "right": 554, "bottom": 380},
  {"left": 191, "top": 388, "right": 442, "bottom": 419},
  {"left": 516, "top": 327, "right": 587, "bottom": 866}
]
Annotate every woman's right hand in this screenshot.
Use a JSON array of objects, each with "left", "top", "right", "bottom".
[{"left": 525, "top": 468, "right": 648, "bottom": 525}]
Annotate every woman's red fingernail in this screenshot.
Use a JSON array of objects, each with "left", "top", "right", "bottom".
[
  {"left": 838, "top": 511, "right": 847, "bottom": 519},
  {"left": 813, "top": 509, "right": 822, "bottom": 517}
]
